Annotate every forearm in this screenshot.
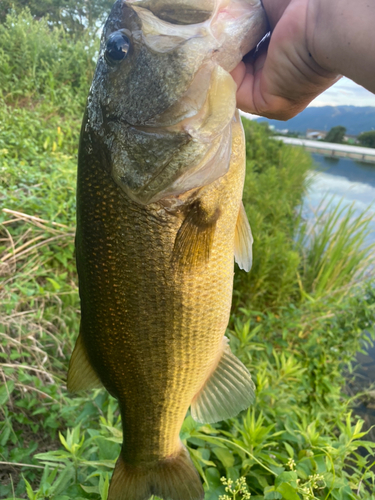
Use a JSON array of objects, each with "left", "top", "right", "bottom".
[{"left": 308, "top": 0, "right": 375, "bottom": 93}]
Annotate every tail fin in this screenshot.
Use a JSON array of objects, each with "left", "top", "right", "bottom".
[{"left": 108, "top": 445, "right": 204, "bottom": 500}]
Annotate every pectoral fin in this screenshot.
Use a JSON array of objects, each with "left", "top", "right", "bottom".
[
  {"left": 67, "top": 331, "right": 103, "bottom": 392},
  {"left": 234, "top": 202, "right": 253, "bottom": 272},
  {"left": 172, "top": 201, "right": 221, "bottom": 271},
  {"left": 191, "top": 337, "right": 255, "bottom": 423}
]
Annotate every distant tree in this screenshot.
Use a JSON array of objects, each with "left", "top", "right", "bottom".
[
  {"left": 324, "top": 126, "right": 347, "bottom": 144},
  {"left": 286, "top": 131, "right": 300, "bottom": 138},
  {"left": 358, "top": 131, "right": 375, "bottom": 148},
  {"left": 258, "top": 122, "right": 272, "bottom": 135},
  {"left": 0, "top": 0, "right": 114, "bottom": 34}
]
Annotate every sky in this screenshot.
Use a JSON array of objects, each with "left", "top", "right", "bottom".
[
  {"left": 310, "top": 77, "right": 375, "bottom": 107},
  {"left": 242, "top": 77, "right": 375, "bottom": 121}
]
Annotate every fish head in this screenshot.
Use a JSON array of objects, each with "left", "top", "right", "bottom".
[{"left": 85, "top": 0, "right": 267, "bottom": 204}]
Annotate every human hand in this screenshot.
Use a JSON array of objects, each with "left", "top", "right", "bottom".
[{"left": 231, "top": 0, "right": 340, "bottom": 120}]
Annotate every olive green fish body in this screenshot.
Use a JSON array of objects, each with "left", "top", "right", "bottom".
[{"left": 76, "top": 115, "right": 245, "bottom": 465}]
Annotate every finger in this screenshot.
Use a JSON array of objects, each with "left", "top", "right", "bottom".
[
  {"left": 232, "top": 66, "right": 259, "bottom": 115},
  {"left": 230, "top": 61, "right": 248, "bottom": 90},
  {"left": 253, "top": 49, "right": 267, "bottom": 74},
  {"left": 233, "top": 61, "right": 339, "bottom": 120},
  {"left": 230, "top": 44, "right": 267, "bottom": 113},
  {"left": 262, "top": 0, "right": 292, "bottom": 29}
]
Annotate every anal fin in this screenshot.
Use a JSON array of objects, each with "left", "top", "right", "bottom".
[
  {"left": 67, "top": 330, "right": 103, "bottom": 392},
  {"left": 234, "top": 202, "right": 253, "bottom": 272},
  {"left": 191, "top": 337, "right": 255, "bottom": 423}
]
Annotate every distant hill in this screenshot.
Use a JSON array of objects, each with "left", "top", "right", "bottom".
[{"left": 254, "top": 105, "right": 375, "bottom": 136}]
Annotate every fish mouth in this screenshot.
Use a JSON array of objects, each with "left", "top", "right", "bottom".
[
  {"left": 107, "top": 63, "right": 237, "bottom": 205},
  {"left": 127, "top": 0, "right": 216, "bottom": 25},
  {"left": 129, "top": 0, "right": 267, "bottom": 72}
]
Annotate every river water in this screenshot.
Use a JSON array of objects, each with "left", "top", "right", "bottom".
[
  {"left": 304, "top": 154, "right": 375, "bottom": 244},
  {"left": 305, "top": 154, "right": 375, "bottom": 436}
]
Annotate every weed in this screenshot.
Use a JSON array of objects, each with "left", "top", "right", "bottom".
[
  {"left": 297, "top": 197, "right": 375, "bottom": 298},
  {"left": 234, "top": 120, "right": 312, "bottom": 310}
]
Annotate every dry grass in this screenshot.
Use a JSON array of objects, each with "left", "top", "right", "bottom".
[
  {"left": 0, "top": 209, "right": 81, "bottom": 494},
  {"left": 0, "top": 208, "right": 77, "bottom": 398},
  {"left": 0, "top": 208, "right": 74, "bottom": 280}
]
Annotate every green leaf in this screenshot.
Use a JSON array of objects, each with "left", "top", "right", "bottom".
[
  {"left": 59, "top": 431, "right": 71, "bottom": 452},
  {"left": 283, "top": 443, "right": 295, "bottom": 458},
  {"left": 275, "top": 472, "right": 298, "bottom": 488},
  {"left": 96, "top": 436, "right": 120, "bottom": 460},
  {"left": 264, "top": 486, "right": 283, "bottom": 500},
  {"left": 226, "top": 467, "right": 240, "bottom": 482},
  {"left": 275, "top": 482, "right": 300, "bottom": 500},
  {"left": 81, "top": 485, "right": 100, "bottom": 494},
  {"left": 46, "top": 277, "right": 61, "bottom": 290},
  {"left": 23, "top": 477, "right": 36, "bottom": 500},
  {"left": 0, "top": 381, "right": 14, "bottom": 405},
  {"left": 313, "top": 454, "right": 327, "bottom": 473},
  {"left": 99, "top": 473, "right": 110, "bottom": 500},
  {"left": 50, "top": 465, "right": 75, "bottom": 495},
  {"left": 204, "top": 467, "right": 225, "bottom": 500},
  {"left": 212, "top": 447, "right": 235, "bottom": 468}
]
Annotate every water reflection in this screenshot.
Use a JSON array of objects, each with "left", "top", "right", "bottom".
[
  {"left": 312, "top": 154, "right": 375, "bottom": 186},
  {"left": 304, "top": 154, "right": 375, "bottom": 244}
]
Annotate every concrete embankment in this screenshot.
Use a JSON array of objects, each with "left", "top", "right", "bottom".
[{"left": 275, "top": 136, "right": 375, "bottom": 164}]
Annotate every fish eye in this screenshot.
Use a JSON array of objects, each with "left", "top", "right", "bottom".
[{"left": 105, "top": 32, "right": 131, "bottom": 65}]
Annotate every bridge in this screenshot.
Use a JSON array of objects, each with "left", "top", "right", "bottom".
[{"left": 274, "top": 137, "right": 375, "bottom": 164}]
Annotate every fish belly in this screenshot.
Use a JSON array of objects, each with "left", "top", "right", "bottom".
[{"left": 75, "top": 116, "right": 245, "bottom": 466}]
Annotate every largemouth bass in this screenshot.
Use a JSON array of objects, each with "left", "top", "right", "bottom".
[{"left": 67, "top": 1, "right": 267, "bottom": 499}]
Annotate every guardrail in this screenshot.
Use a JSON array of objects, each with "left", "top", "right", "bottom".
[{"left": 274, "top": 136, "right": 375, "bottom": 164}]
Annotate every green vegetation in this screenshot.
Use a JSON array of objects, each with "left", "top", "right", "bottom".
[
  {"left": 358, "top": 131, "right": 375, "bottom": 149},
  {"left": 0, "top": 0, "right": 112, "bottom": 33},
  {"left": 0, "top": 10, "right": 97, "bottom": 112},
  {"left": 324, "top": 126, "right": 347, "bottom": 144},
  {"left": 234, "top": 121, "right": 311, "bottom": 309},
  {"left": 1, "top": 9, "right": 375, "bottom": 500}
]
